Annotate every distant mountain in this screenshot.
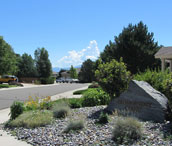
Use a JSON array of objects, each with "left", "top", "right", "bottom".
[
  {"left": 53, "top": 65, "right": 81, "bottom": 72},
  {"left": 75, "top": 65, "right": 81, "bottom": 68}
]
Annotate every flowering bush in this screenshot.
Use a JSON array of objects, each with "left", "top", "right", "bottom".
[
  {"left": 40, "top": 96, "right": 52, "bottom": 110},
  {"left": 24, "top": 96, "right": 52, "bottom": 110}
]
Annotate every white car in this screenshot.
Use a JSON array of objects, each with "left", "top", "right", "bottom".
[
  {"left": 56, "top": 78, "right": 65, "bottom": 83},
  {"left": 72, "top": 79, "right": 79, "bottom": 83}
]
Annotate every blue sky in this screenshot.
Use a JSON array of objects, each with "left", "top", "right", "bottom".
[{"left": 0, "top": 0, "right": 172, "bottom": 68}]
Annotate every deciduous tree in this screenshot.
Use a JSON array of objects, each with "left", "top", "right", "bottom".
[
  {"left": 0, "top": 36, "right": 18, "bottom": 75},
  {"left": 17, "top": 53, "right": 37, "bottom": 77},
  {"left": 69, "top": 65, "right": 78, "bottom": 79}
]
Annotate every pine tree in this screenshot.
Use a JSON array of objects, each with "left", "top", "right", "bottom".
[
  {"left": 34, "top": 48, "right": 52, "bottom": 78},
  {"left": 100, "top": 21, "right": 160, "bottom": 74}
]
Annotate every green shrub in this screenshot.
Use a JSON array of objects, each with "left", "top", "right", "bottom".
[
  {"left": 82, "top": 88, "right": 110, "bottom": 107},
  {"left": 52, "top": 98, "right": 83, "bottom": 109},
  {"left": 134, "top": 69, "right": 170, "bottom": 92},
  {"left": 95, "top": 58, "right": 131, "bottom": 98},
  {"left": 64, "top": 120, "right": 84, "bottom": 133},
  {"left": 0, "top": 84, "right": 17, "bottom": 88},
  {"left": 97, "top": 112, "right": 109, "bottom": 124},
  {"left": 73, "top": 89, "right": 88, "bottom": 95},
  {"left": 112, "top": 117, "right": 143, "bottom": 144},
  {"left": 10, "top": 101, "right": 24, "bottom": 120},
  {"left": 9, "top": 110, "right": 53, "bottom": 128},
  {"left": 40, "top": 77, "right": 54, "bottom": 84},
  {"left": 67, "top": 98, "right": 83, "bottom": 108},
  {"left": 52, "top": 102, "right": 70, "bottom": 118}
]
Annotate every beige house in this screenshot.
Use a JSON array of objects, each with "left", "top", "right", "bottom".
[
  {"left": 61, "top": 71, "right": 70, "bottom": 79},
  {"left": 155, "top": 46, "right": 172, "bottom": 71},
  {"left": 52, "top": 72, "right": 58, "bottom": 78}
]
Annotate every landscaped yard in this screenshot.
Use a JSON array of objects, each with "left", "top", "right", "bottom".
[
  {"left": 3, "top": 70, "right": 172, "bottom": 145},
  {"left": 4, "top": 104, "right": 172, "bottom": 145},
  {"left": 3, "top": 84, "right": 172, "bottom": 146}
]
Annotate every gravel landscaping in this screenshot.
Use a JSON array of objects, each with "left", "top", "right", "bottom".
[{"left": 4, "top": 106, "right": 172, "bottom": 146}]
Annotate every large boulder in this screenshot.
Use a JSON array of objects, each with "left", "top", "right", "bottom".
[{"left": 106, "top": 80, "right": 168, "bottom": 123}]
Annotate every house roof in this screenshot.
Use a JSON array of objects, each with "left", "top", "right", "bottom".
[{"left": 155, "top": 47, "right": 172, "bottom": 59}]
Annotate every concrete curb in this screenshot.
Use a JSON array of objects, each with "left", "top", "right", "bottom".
[{"left": 0, "top": 85, "right": 89, "bottom": 146}]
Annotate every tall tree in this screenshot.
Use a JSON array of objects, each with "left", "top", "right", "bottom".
[
  {"left": 34, "top": 48, "right": 52, "bottom": 78},
  {"left": 100, "top": 21, "right": 160, "bottom": 74},
  {"left": 69, "top": 65, "right": 78, "bottom": 79},
  {"left": 78, "top": 59, "right": 95, "bottom": 83},
  {"left": 17, "top": 53, "right": 37, "bottom": 77},
  {"left": 0, "top": 36, "right": 18, "bottom": 75}
]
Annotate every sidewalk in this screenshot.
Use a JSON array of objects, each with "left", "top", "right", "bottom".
[{"left": 0, "top": 85, "right": 88, "bottom": 146}]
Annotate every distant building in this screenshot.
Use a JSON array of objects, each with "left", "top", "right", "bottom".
[
  {"left": 52, "top": 72, "right": 58, "bottom": 78},
  {"left": 61, "top": 71, "right": 70, "bottom": 79},
  {"left": 155, "top": 46, "right": 172, "bottom": 71}
]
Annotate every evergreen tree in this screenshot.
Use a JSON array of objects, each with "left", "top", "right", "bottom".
[
  {"left": 100, "top": 21, "right": 160, "bottom": 74},
  {"left": 78, "top": 59, "right": 95, "bottom": 83},
  {"left": 34, "top": 48, "right": 52, "bottom": 78}
]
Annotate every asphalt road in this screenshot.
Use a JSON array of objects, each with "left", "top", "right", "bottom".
[{"left": 0, "top": 83, "right": 89, "bottom": 110}]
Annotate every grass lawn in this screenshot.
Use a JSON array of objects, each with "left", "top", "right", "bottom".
[
  {"left": 73, "top": 89, "right": 89, "bottom": 95},
  {"left": 0, "top": 84, "right": 17, "bottom": 89}
]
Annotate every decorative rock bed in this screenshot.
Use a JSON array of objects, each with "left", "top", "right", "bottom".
[{"left": 4, "top": 106, "right": 172, "bottom": 146}]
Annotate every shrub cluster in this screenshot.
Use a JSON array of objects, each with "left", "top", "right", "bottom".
[
  {"left": 95, "top": 59, "right": 131, "bottom": 98},
  {"left": 10, "top": 101, "right": 24, "bottom": 120},
  {"left": 82, "top": 88, "right": 110, "bottom": 107},
  {"left": 134, "top": 69, "right": 170, "bottom": 92},
  {"left": 112, "top": 117, "right": 143, "bottom": 144},
  {"left": 67, "top": 98, "right": 83, "bottom": 108},
  {"left": 56, "top": 88, "right": 110, "bottom": 108},
  {"left": 40, "top": 77, "right": 55, "bottom": 84}
]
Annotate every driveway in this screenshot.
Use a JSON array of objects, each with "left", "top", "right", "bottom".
[{"left": 0, "top": 83, "right": 89, "bottom": 110}]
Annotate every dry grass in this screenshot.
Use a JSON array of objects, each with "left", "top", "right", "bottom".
[{"left": 9, "top": 110, "right": 53, "bottom": 128}]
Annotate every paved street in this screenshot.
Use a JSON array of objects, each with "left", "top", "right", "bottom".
[{"left": 0, "top": 83, "right": 89, "bottom": 110}]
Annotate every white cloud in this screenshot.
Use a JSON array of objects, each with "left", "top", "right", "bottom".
[{"left": 57, "top": 40, "right": 100, "bottom": 68}]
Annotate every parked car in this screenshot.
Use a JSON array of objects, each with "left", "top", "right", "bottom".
[
  {"left": 56, "top": 78, "right": 64, "bottom": 83},
  {"left": 65, "top": 78, "right": 73, "bottom": 83},
  {"left": 0, "top": 75, "right": 18, "bottom": 84},
  {"left": 72, "top": 79, "right": 79, "bottom": 83},
  {"left": 56, "top": 78, "right": 79, "bottom": 83}
]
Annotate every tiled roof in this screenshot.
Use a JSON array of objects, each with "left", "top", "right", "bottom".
[{"left": 155, "top": 47, "right": 172, "bottom": 58}]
